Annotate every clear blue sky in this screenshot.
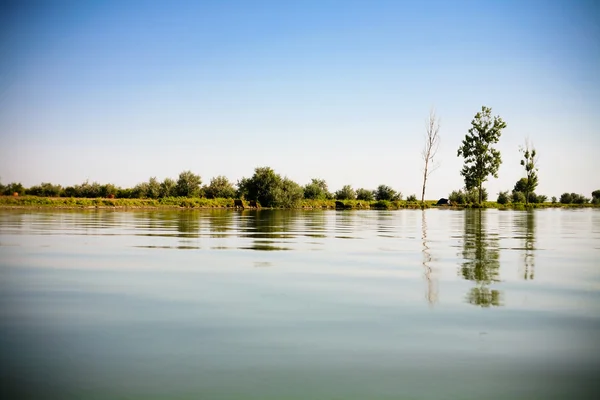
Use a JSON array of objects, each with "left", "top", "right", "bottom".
[{"left": 1, "top": 0, "right": 598, "bottom": 198}]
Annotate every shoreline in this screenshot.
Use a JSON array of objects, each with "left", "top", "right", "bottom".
[{"left": 0, "top": 196, "right": 597, "bottom": 210}]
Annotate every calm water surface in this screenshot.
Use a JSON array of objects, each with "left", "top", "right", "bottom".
[{"left": 1, "top": 208, "right": 599, "bottom": 399}]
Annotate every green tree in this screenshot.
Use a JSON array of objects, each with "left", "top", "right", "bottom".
[
  {"left": 3, "top": 182, "right": 25, "bottom": 196},
  {"left": 449, "top": 189, "right": 466, "bottom": 205},
  {"left": 272, "top": 177, "right": 304, "bottom": 208},
  {"left": 160, "top": 178, "right": 176, "bottom": 198},
  {"left": 457, "top": 106, "right": 506, "bottom": 205},
  {"left": 356, "top": 188, "right": 374, "bottom": 201},
  {"left": 513, "top": 178, "right": 527, "bottom": 193},
  {"left": 146, "top": 177, "right": 161, "bottom": 199},
  {"left": 512, "top": 191, "right": 526, "bottom": 204},
  {"left": 238, "top": 167, "right": 282, "bottom": 207},
  {"left": 497, "top": 191, "right": 509, "bottom": 205},
  {"left": 303, "top": 178, "right": 330, "bottom": 200},
  {"left": 335, "top": 185, "right": 356, "bottom": 200},
  {"left": 375, "top": 185, "right": 400, "bottom": 201},
  {"left": 176, "top": 171, "right": 202, "bottom": 197},
  {"left": 519, "top": 141, "right": 538, "bottom": 206},
  {"left": 204, "top": 176, "right": 236, "bottom": 199},
  {"left": 592, "top": 190, "right": 600, "bottom": 205}
]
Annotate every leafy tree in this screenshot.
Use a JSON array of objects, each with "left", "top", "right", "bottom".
[
  {"left": 466, "top": 187, "right": 487, "bottom": 204},
  {"left": 449, "top": 190, "right": 466, "bottom": 205},
  {"left": 406, "top": 194, "right": 418, "bottom": 202},
  {"left": 551, "top": 196, "right": 557, "bottom": 204},
  {"left": 560, "top": 193, "right": 572, "bottom": 204},
  {"left": 592, "top": 190, "right": 600, "bottom": 205},
  {"left": 421, "top": 108, "right": 441, "bottom": 204},
  {"left": 303, "top": 178, "right": 330, "bottom": 200},
  {"left": 335, "top": 185, "right": 356, "bottom": 200},
  {"left": 100, "top": 184, "right": 118, "bottom": 198},
  {"left": 237, "top": 167, "right": 282, "bottom": 207},
  {"left": 146, "top": 177, "right": 161, "bottom": 199},
  {"left": 519, "top": 141, "right": 538, "bottom": 205},
  {"left": 497, "top": 191, "right": 510, "bottom": 205},
  {"left": 272, "top": 177, "right": 304, "bottom": 208},
  {"left": 176, "top": 171, "right": 202, "bottom": 197},
  {"left": 536, "top": 194, "right": 547, "bottom": 203},
  {"left": 3, "top": 182, "right": 25, "bottom": 196},
  {"left": 160, "top": 178, "right": 177, "bottom": 198},
  {"left": 132, "top": 182, "right": 149, "bottom": 198},
  {"left": 204, "top": 176, "right": 236, "bottom": 199},
  {"left": 513, "top": 178, "right": 527, "bottom": 193},
  {"left": 27, "top": 182, "right": 62, "bottom": 197},
  {"left": 355, "top": 188, "right": 374, "bottom": 201},
  {"left": 512, "top": 191, "right": 526, "bottom": 204},
  {"left": 457, "top": 106, "right": 506, "bottom": 205},
  {"left": 375, "top": 185, "right": 400, "bottom": 201}
]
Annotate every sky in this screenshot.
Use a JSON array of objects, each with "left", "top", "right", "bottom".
[{"left": 0, "top": 0, "right": 598, "bottom": 199}]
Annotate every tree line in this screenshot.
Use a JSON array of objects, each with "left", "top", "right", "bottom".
[
  {"left": 0, "top": 170, "right": 413, "bottom": 208},
  {"left": 2, "top": 105, "right": 597, "bottom": 207}
]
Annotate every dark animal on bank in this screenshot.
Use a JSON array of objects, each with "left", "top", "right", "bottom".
[{"left": 436, "top": 198, "right": 449, "bottom": 206}]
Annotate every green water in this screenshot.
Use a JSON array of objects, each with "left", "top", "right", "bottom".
[{"left": 1, "top": 209, "right": 598, "bottom": 399}]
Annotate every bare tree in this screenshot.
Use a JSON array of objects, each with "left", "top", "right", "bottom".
[{"left": 421, "top": 108, "right": 441, "bottom": 204}]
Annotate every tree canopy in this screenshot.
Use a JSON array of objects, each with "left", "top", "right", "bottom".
[{"left": 457, "top": 106, "right": 506, "bottom": 204}]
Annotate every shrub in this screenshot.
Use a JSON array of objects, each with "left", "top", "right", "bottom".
[
  {"left": 3, "top": 182, "right": 26, "bottom": 196},
  {"left": 551, "top": 196, "right": 557, "bottom": 204},
  {"left": 203, "top": 176, "right": 236, "bottom": 199},
  {"left": 303, "top": 179, "right": 330, "bottom": 200},
  {"left": 511, "top": 191, "right": 526, "bottom": 204},
  {"left": 449, "top": 190, "right": 466, "bottom": 205},
  {"left": 375, "top": 185, "right": 400, "bottom": 201},
  {"left": 176, "top": 171, "right": 202, "bottom": 197},
  {"left": 406, "top": 194, "right": 417, "bottom": 202},
  {"left": 497, "top": 191, "right": 510, "bottom": 205},
  {"left": 335, "top": 185, "right": 356, "bottom": 200},
  {"left": 465, "top": 187, "right": 487, "bottom": 204},
  {"left": 560, "top": 193, "right": 572, "bottom": 204},
  {"left": 355, "top": 188, "right": 374, "bottom": 201},
  {"left": 592, "top": 190, "right": 600, "bottom": 205}
]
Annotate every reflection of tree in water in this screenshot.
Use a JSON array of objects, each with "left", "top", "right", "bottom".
[
  {"left": 518, "top": 210, "right": 536, "bottom": 280},
  {"left": 206, "top": 210, "right": 234, "bottom": 238},
  {"left": 421, "top": 210, "right": 438, "bottom": 305},
  {"left": 176, "top": 211, "right": 200, "bottom": 237},
  {"left": 461, "top": 210, "right": 502, "bottom": 307},
  {"left": 240, "top": 210, "right": 297, "bottom": 251}
]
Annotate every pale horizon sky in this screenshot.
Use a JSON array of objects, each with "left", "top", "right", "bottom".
[{"left": 1, "top": 0, "right": 598, "bottom": 199}]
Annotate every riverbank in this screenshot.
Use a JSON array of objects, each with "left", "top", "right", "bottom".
[{"left": 0, "top": 196, "right": 597, "bottom": 210}]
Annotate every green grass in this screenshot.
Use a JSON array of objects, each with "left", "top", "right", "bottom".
[{"left": 1, "top": 196, "right": 597, "bottom": 210}]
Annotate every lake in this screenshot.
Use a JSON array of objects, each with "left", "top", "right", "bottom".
[{"left": 1, "top": 208, "right": 598, "bottom": 399}]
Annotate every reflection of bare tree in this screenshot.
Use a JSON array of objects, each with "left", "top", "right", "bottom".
[
  {"left": 460, "top": 210, "right": 502, "bottom": 307},
  {"left": 519, "top": 211, "right": 536, "bottom": 280},
  {"left": 421, "top": 210, "right": 438, "bottom": 305}
]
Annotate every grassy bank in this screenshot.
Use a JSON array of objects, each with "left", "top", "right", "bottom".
[{"left": 0, "top": 196, "right": 597, "bottom": 210}]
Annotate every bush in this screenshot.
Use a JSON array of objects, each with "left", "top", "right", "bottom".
[
  {"left": 335, "top": 185, "right": 356, "bottom": 200},
  {"left": 512, "top": 191, "right": 526, "bottom": 204},
  {"left": 497, "top": 191, "right": 510, "bottom": 205},
  {"left": 303, "top": 179, "right": 330, "bottom": 200},
  {"left": 465, "top": 187, "right": 487, "bottom": 204},
  {"left": 551, "top": 196, "right": 557, "bottom": 204},
  {"left": 560, "top": 192, "right": 589, "bottom": 204},
  {"left": 3, "top": 182, "right": 26, "bottom": 196},
  {"left": 406, "top": 194, "right": 417, "bottom": 202},
  {"left": 176, "top": 171, "right": 202, "bottom": 197},
  {"left": 449, "top": 190, "right": 466, "bottom": 205},
  {"left": 203, "top": 176, "right": 236, "bottom": 199},
  {"left": 26, "top": 182, "right": 63, "bottom": 197},
  {"left": 355, "top": 188, "right": 374, "bottom": 201},
  {"left": 375, "top": 185, "right": 400, "bottom": 201},
  {"left": 560, "top": 193, "right": 572, "bottom": 204},
  {"left": 592, "top": 190, "right": 600, "bottom": 205}
]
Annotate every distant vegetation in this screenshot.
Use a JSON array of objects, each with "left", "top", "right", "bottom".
[{"left": 1, "top": 105, "right": 597, "bottom": 209}]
